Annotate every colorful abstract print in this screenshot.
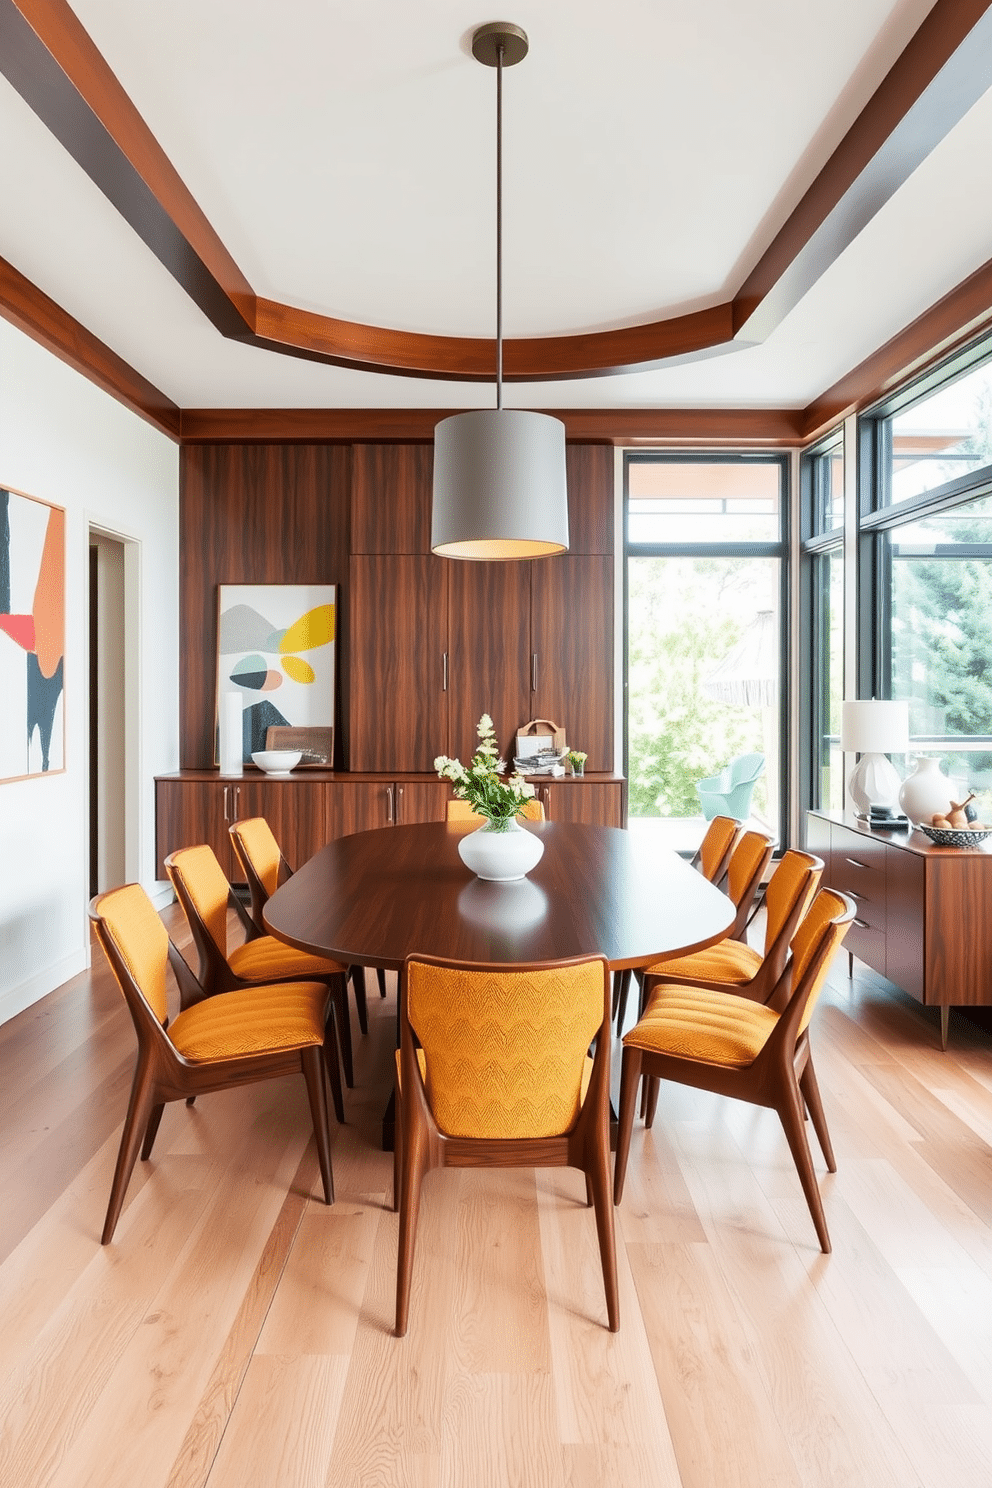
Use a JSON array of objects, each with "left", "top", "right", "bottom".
[
  {"left": 217, "top": 586, "right": 335, "bottom": 761},
  {"left": 0, "top": 488, "right": 65, "bottom": 780}
]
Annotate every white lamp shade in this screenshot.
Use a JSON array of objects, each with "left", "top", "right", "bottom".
[
  {"left": 840, "top": 699, "right": 909, "bottom": 755},
  {"left": 432, "top": 409, "right": 569, "bottom": 560}
]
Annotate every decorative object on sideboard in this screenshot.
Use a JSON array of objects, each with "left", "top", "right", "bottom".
[
  {"left": 436, "top": 713, "right": 544, "bottom": 880},
  {"left": 215, "top": 584, "right": 336, "bottom": 764},
  {"left": 430, "top": 23, "right": 568, "bottom": 562},
  {"left": 916, "top": 822, "right": 992, "bottom": 847},
  {"left": 251, "top": 749, "right": 303, "bottom": 777},
  {"left": 0, "top": 484, "right": 65, "bottom": 782},
  {"left": 897, "top": 755, "right": 955, "bottom": 824},
  {"left": 516, "top": 718, "right": 567, "bottom": 755},
  {"left": 567, "top": 750, "right": 587, "bottom": 777},
  {"left": 265, "top": 725, "right": 334, "bottom": 767},
  {"left": 841, "top": 699, "right": 909, "bottom": 814},
  {"left": 219, "top": 690, "right": 243, "bottom": 777}
]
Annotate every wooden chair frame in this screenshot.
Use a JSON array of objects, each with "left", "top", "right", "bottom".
[
  {"left": 165, "top": 845, "right": 350, "bottom": 1121},
  {"left": 228, "top": 817, "right": 377, "bottom": 1031},
  {"left": 90, "top": 890, "right": 335, "bottom": 1245},
  {"left": 614, "top": 891, "right": 855, "bottom": 1253},
  {"left": 688, "top": 814, "right": 740, "bottom": 887},
  {"left": 393, "top": 952, "right": 619, "bottom": 1337}
]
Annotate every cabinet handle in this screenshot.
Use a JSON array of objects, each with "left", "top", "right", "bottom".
[
  {"left": 847, "top": 889, "right": 864, "bottom": 900},
  {"left": 532, "top": 653, "right": 538, "bottom": 692},
  {"left": 386, "top": 785, "right": 394, "bottom": 824},
  {"left": 223, "top": 785, "right": 229, "bottom": 822},
  {"left": 234, "top": 786, "right": 240, "bottom": 822},
  {"left": 396, "top": 784, "right": 404, "bottom": 822},
  {"left": 442, "top": 652, "right": 448, "bottom": 691},
  {"left": 845, "top": 856, "right": 870, "bottom": 870},
  {"left": 853, "top": 917, "right": 869, "bottom": 929}
]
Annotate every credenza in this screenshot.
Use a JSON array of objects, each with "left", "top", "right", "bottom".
[
  {"left": 807, "top": 809, "right": 992, "bottom": 1046},
  {"left": 156, "top": 771, "right": 627, "bottom": 881}
]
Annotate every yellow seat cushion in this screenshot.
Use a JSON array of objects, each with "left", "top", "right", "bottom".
[
  {"left": 170, "top": 982, "right": 328, "bottom": 1062},
  {"left": 645, "top": 939, "right": 762, "bottom": 987},
  {"left": 229, "top": 936, "right": 346, "bottom": 984},
  {"left": 623, "top": 986, "right": 778, "bottom": 1069},
  {"left": 395, "top": 1047, "right": 594, "bottom": 1129}
]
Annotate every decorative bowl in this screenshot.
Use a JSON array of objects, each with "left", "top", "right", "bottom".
[
  {"left": 251, "top": 749, "right": 302, "bottom": 776},
  {"left": 915, "top": 823, "right": 992, "bottom": 848}
]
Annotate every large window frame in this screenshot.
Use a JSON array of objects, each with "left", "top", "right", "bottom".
[
  {"left": 623, "top": 451, "right": 791, "bottom": 846},
  {"left": 800, "top": 433, "right": 844, "bottom": 814}
]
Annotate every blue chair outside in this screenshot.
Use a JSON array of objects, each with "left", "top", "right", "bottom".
[{"left": 696, "top": 752, "right": 764, "bottom": 820}]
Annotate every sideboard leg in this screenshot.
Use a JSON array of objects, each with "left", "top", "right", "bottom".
[
  {"left": 848, "top": 951, "right": 854, "bottom": 978},
  {"left": 939, "top": 1004, "right": 950, "bottom": 1051}
]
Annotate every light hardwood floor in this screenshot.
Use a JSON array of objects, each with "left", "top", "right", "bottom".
[{"left": 2, "top": 904, "right": 992, "bottom": 1488}]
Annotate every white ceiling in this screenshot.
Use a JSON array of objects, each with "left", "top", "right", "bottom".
[{"left": 2, "top": 0, "right": 991, "bottom": 411}]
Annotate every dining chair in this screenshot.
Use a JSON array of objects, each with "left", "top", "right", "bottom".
[
  {"left": 446, "top": 797, "right": 546, "bottom": 822},
  {"left": 614, "top": 887, "right": 855, "bottom": 1252},
  {"left": 164, "top": 843, "right": 351, "bottom": 1113},
  {"left": 688, "top": 814, "right": 740, "bottom": 885},
  {"left": 641, "top": 849, "right": 824, "bottom": 1008},
  {"left": 90, "top": 883, "right": 336, "bottom": 1244},
  {"left": 393, "top": 952, "right": 618, "bottom": 1336},
  {"left": 614, "top": 827, "right": 774, "bottom": 1031},
  {"left": 229, "top": 815, "right": 376, "bottom": 1027}
]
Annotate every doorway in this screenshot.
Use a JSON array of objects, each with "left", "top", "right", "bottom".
[{"left": 88, "top": 529, "right": 136, "bottom": 897}]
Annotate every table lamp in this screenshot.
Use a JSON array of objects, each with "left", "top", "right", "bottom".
[{"left": 841, "top": 699, "right": 909, "bottom": 814}]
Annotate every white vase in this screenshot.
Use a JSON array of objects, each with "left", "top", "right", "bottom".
[
  {"left": 898, "top": 757, "right": 954, "bottom": 824},
  {"left": 457, "top": 817, "right": 544, "bottom": 882}
]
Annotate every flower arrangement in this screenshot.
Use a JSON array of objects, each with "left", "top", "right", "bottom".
[
  {"left": 567, "top": 750, "right": 587, "bottom": 769},
  {"left": 435, "top": 714, "right": 536, "bottom": 831}
]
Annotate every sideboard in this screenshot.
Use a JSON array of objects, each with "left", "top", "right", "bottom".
[
  {"left": 156, "top": 771, "right": 627, "bottom": 881},
  {"left": 807, "top": 808, "right": 992, "bottom": 1046}
]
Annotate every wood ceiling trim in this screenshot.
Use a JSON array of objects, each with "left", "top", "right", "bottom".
[
  {"left": 178, "top": 407, "right": 806, "bottom": 445},
  {"left": 0, "top": 252, "right": 181, "bottom": 438},
  {"left": 733, "top": 0, "right": 992, "bottom": 341},
  {"left": 3, "top": 0, "right": 990, "bottom": 381}
]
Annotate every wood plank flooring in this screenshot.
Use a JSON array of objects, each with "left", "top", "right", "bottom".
[{"left": 1, "top": 905, "right": 991, "bottom": 1487}]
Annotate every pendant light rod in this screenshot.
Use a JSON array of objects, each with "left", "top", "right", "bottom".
[{"left": 496, "top": 41, "right": 503, "bottom": 410}]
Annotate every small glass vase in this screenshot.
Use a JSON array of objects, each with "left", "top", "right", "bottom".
[{"left": 457, "top": 815, "right": 544, "bottom": 882}]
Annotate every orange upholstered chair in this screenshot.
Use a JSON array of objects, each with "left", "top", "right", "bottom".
[
  {"left": 688, "top": 814, "right": 740, "bottom": 885},
  {"left": 90, "top": 883, "right": 335, "bottom": 1244},
  {"left": 641, "top": 849, "right": 824, "bottom": 1009},
  {"left": 614, "top": 888, "right": 854, "bottom": 1252},
  {"left": 393, "top": 953, "right": 618, "bottom": 1336},
  {"left": 165, "top": 844, "right": 351, "bottom": 1117},
  {"left": 229, "top": 815, "right": 375, "bottom": 1028},
  {"left": 446, "top": 797, "right": 546, "bottom": 822}
]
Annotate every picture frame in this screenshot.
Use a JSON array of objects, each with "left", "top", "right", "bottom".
[
  {"left": 215, "top": 584, "right": 336, "bottom": 765},
  {"left": 1, "top": 484, "right": 65, "bottom": 782}
]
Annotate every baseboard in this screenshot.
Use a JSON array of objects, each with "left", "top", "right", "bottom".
[
  {"left": 0, "top": 948, "right": 88, "bottom": 1028},
  {"left": 149, "top": 880, "right": 174, "bottom": 911}
]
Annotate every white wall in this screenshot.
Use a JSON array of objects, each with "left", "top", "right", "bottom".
[{"left": 0, "top": 320, "right": 179, "bottom": 1023}]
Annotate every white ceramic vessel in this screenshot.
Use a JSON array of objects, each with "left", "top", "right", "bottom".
[
  {"left": 457, "top": 816, "right": 544, "bottom": 882},
  {"left": 251, "top": 749, "right": 302, "bottom": 777},
  {"left": 897, "top": 756, "right": 954, "bottom": 823}
]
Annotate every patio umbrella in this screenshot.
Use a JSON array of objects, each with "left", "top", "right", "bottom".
[{"left": 702, "top": 609, "right": 777, "bottom": 706}]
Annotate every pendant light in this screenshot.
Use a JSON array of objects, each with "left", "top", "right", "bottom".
[{"left": 431, "top": 22, "right": 569, "bottom": 561}]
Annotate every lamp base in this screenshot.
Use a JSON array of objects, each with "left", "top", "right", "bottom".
[{"left": 848, "top": 753, "right": 902, "bottom": 815}]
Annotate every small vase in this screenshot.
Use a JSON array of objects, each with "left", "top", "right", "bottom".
[
  {"left": 457, "top": 816, "right": 545, "bottom": 882},
  {"left": 898, "top": 757, "right": 954, "bottom": 824}
]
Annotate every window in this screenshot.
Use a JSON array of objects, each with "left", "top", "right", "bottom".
[
  {"left": 625, "top": 456, "right": 787, "bottom": 852},
  {"left": 801, "top": 436, "right": 845, "bottom": 813}
]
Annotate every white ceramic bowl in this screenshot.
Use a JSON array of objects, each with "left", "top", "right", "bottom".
[{"left": 251, "top": 749, "right": 302, "bottom": 776}]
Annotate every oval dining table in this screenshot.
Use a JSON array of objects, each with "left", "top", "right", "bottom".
[{"left": 264, "top": 819, "right": 735, "bottom": 972}]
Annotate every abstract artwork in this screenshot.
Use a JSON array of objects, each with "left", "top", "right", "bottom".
[
  {"left": 216, "top": 585, "right": 336, "bottom": 763},
  {"left": 0, "top": 486, "right": 65, "bottom": 782}
]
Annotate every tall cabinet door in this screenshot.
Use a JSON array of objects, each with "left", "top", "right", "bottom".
[
  {"left": 447, "top": 561, "right": 532, "bottom": 766},
  {"left": 349, "top": 555, "right": 449, "bottom": 771},
  {"left": 530, "top": 556, "right": 614, "bottom": 771}
]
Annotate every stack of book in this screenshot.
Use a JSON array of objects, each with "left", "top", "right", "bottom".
[{"left": 514, "top": 748, "right": 567, "bottom": 776}]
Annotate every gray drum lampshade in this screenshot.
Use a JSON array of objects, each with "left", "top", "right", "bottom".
[{"left": 431, "top": 408, "right": 569, "bottom": 560}]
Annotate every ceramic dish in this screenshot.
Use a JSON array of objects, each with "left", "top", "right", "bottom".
[
  {"left": 251, "top": 749, "right": 302, "bottom": 776},
  {"left": 915, "top": 823, "right": 992, "bottom": 847}
]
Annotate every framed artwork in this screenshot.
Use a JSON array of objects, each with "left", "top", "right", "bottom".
[
  {"left": 216, "top": 584, "right": 336, "bottom": 764},
  {"left": 0, "top": 485, "right": 65, "bottom": 782}
]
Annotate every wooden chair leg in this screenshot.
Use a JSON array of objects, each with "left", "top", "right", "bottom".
[
  {"left": 323, "top": 1020, "right": 346, "bottom": 1127},
  {"left": 141, "top": 1103, "right": 165, "bottom": 1160},
  {"left": 377, "top": 967, "right": 387, "bottom": 998},
  {"left": 643, "top": 1074, "right": 661, "bottom": 1129},
  {"left": 613, "top": 1045, "right": 643, "bottom": 1205},
  {"left": 586, "top": 1141, "right": 620, "bottom": 1332},
  {"left": 613, "top": 968, "right": 633, "bottom": 1030},
  {"left": 103, "top": 1059, "right": 158, "bottom": 1244},
  {"left": 799, "top": 1055, "right": 836, "bottom": 1172},
  {"left": 330, "top": 974, "right": 355, "bottom": 1088},
  {"left": 302, "top": 1046, "right": 335, "bottom": 1205},
  {"left": 777, "top": 1078, "right": 831, "bottom": 1253},
  {"left": 395, "top": 1118, "right": 430, "bottom": 1337},
  {"left": 584, "top": 1172, "right": 594, "bottom": 1207},
  {"left": 393, "top": 1083, "right": 403, "bottom": 1214},
  {"left": 349, "top": 966, "right": 369, "bottom": 1036}
]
